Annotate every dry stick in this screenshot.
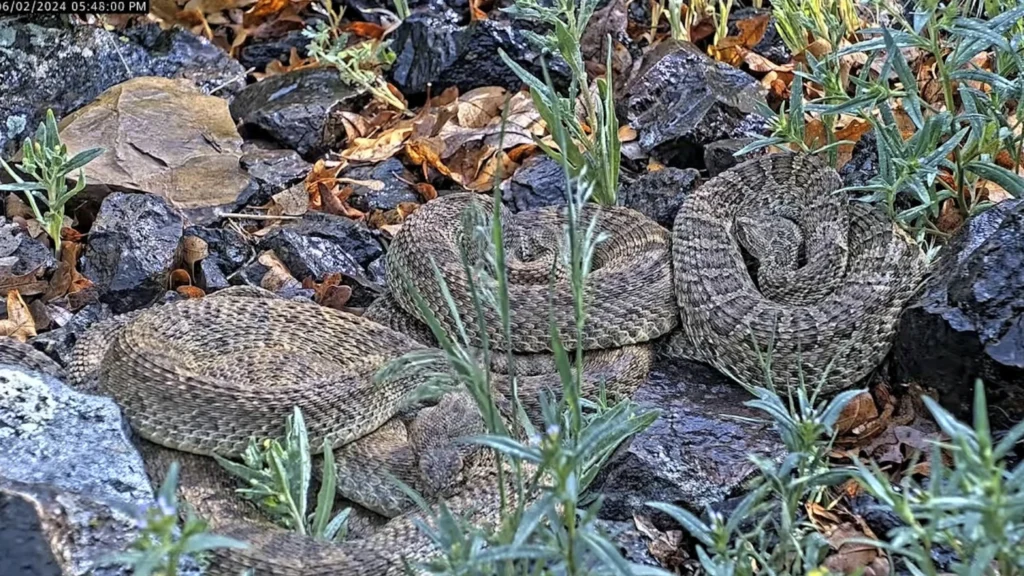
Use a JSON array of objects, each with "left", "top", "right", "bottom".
[{"left": 220, "top": 213, "right": 302, "bottom": 221}]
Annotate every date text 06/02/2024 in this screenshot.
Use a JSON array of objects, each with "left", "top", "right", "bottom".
[{"left": 0, "top": 0, "right": 149, "bottom": 13}]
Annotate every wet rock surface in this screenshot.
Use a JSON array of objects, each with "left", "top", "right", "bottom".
[
  {"left": 82, "top": 193, "right": 184, "bottom": 314},
  {"left": 236, "top": 29, "right": 312, "bottom": 72},
  {"left": 703, "top": 138, "right": 763, "bottom": 177},
  {"left": 501, "top": 155, "right": 569, "bottom": 212},
  {"left": 229, "top": 67, "right": 366, "bottom": 159},
  {"left": 0, "top": 367, "right": 154, "bottom": 576},
  {"left": 388, "top": 15, "right": 571, "bottom": 97},
  {"left": 0, "top": 218, "right": 57, "bottom": 276},
  {"left": 620, "top": 167, "right": 701, "bottom": 228},
  {"left": 29, "top": 304, "right": 113, "bottom": 368},
  {"left": 589, "top": 358, "right": 784, "bottom": 523},
  {"left": 257, "top": 212, "right": 385, "bottom": 305},
  {"left": 619, "top": 40, "right": 765, "bottom": 168},
  {"left": 0, "top": 18, "right": 243, "bottom": 157},
  {"left": 239, "top": 145, "right": 313, "bottom": 207},
  {"left": 343, "top": 158, "right": 421, "bottom": 213},
  {"left": 839, "top": 131, "right": 880, "bottom": 188},
  {"left": 895, "top": 199, "right": 1024, "bottom": 429}
]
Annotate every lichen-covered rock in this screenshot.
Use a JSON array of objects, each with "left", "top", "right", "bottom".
[
  {"left": 501, "top": 155, "right": 568, "bottom": 212},
  {"left": 82, "top": 193, "right": 184, "bottom": 314},
  {"left": 388, "top": 15, "right": 571, "bottom": 97},
  {"left": 229, "top": 67, "right": 366, "bottom": 159},
  {"left": 589, "top": 359, "right": 783, "bottom": 521},
  {"left": 620, "top": 167, "right": 700, "bottom": 228},
  {"left": 0, "top": 367, "right": 154, "bottom": 576},
  {"left": 894, "top": 199, "right": 1024, "bottom": 429},
  {"left": 618, "top": 40, "right": 765, "bottom": 167},
  {"left": 0, "top": 18, "right": 243, "bottom": 157}
]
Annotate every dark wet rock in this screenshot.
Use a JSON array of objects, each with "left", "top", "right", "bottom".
[
  {"left": 0, "top": 217, "right": 57, "bottom": 276},
  {"left": 0, "top": 483, "right": 63, "bottom": 576},
  {"left": 0, "top": 18, "right": 244, "bottom": 157},
  {"left": 235, "top": 259, "right": 272, "bottom": 288},
  {"left": 239, "top": 146, "right": 312, "bottom": 206},
  {"left": 184, "top": 226, "right": 252, "bottom": 272},
  {"left": 198, "top": 257, "right": 231, "bottom": 291},
  {"left": 589, "top": 358, "right": 784, "bottom": 522},
  {"left": 620, "top": 167, "right": 700, "bottom": 228},
  {"left": 619, "top": 40, "right": 765, "bottom": 168},
  {"left": 502, "top": 155, "right": 568, "bottom": 212},
  {"left": 728, "top": 8, "right": 791, "bottom": 65},
  {"left": 388, "top": 15, "right": 570, "bottom": 97},
  {"left": 367, "top": 256, "right": 388, "bottom": 287},
  {"left": 594, "top": 520, "right": 661, "bottom": 568},
  {"left": 29, "top": 304, "right": 112, "bottom": 368},
  {"left": 229, "top": 67, "right": 366, "bottom": 159},
  {"left": 0, "top": 367, "right": 154, "bottom": 576},
  {"left": 82, "top": 193, "right": 184, "bottom": 315},
  {"left": 343, "top": 158, "right": 421, "bottom": 213},
  {"left": 258, "top": 212, "right": 385, "bottom": 306},
  {"left": 237, "top": 28, "right": 312, "bottom": 72},
  {"left": 703, "top": 138, "right": 764, "bottom": 177},
  {"left": 839, "top": 131, "right": 879, "bottom": 189},
  {"left": 894, "top": 199, "right": 1024, "bottom": 430}
]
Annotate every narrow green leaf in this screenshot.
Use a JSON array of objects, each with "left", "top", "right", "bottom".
[
  {"left": 966, "top": 160, "right": 1024, "bottom": 197},
  {"left": 646, "top": 502, "right": 714, "bottom": 547},
  {"left": 181, "top": 533, "right": 248, "bottom": 554},
  {"left": 311, "top": 438, "right": 337, "bottom": 538}
]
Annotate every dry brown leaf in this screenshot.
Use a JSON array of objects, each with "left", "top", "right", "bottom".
[
  {"left": 258, "top": 250, "right": 301, "bottom": 292},
  {"left": 253, "top": 47, "right": 317, "bottom": 80},
  {"left": 0, "top": 290, "right": 36, "bottom": 342},
  {"left": 245, "top": 0, "right": 287, "bottom": 18},
  {"left": 618, "top": 125, "right": 637, "bottom": 143},
  {"left": 302, "top": 273, "right": 354, "bottom": 311},
  {"left": 835, "top": 391, "right": 879, "bottom": 436},
  {"left": 267, "top": 184, "right": 309, "bottom": 217},
  {"left": 170, "top": 268, "right": 193, "bottom": 288},
  {"left": 823, "top": 523, "right": 888, "bottom": 576},
  {"left": 415, "top": 182, "right": 438, "bottom": 201},
  {"left": 339, "top": 111, "right": 372, "bottom": 142},
  {"left": 177, "top": 285, "right": 206, "bottom": 298},
  {"left": 181, "top": 235, "right": 209, "bottom": 268},
  {"left": 937, "top": 197, "right": 965, "bottom": 233},
  {"left": 632, "top": 513, "right": 688, "bottom": 570},
  {"left": 5, "top": 195, "right": 32, "bottom": 220},
  {"left": 457, "top": 87, "right": 507, "bottom": 129},
  {"left": 342, "top": 126, "right": 413, "bottom": 162},
  {"left": 406, "top": 137, "right": 452, "bottom": 178},
  {"left": 736, "top": 13, "right": 770, "bottom": 48},
  {"left": 343, "top": 21, "right": 387, "bottom": 39}
]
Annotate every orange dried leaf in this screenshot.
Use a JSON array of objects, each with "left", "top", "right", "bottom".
[
  {"left": 618, "top": 125, "right": 637, "bottom": 142},
  {"left": 342, "top": 126, "right": 413, "bottom": 162},
  {"left": 835, "top": 391, "right": 879, "bottom": 436},
  {"left": 177, "top": 285, "right": 206, "bottom": 298},
  {"left": 170, "top": 268, "right": 193, "bottom": 287},
  {"left": 246, "top": 0, "right": 287, "bottom": 18},
  {"left": 405, "top": 138, "right": 452, "bottom": 177},
  {"left": 735, "top": 13, "right": 770, "bottom": 48},
  {"left": 343, "top": 21, "right": 387, "bottom": 39},
  {"left": 415, "top": 182, "right": 438, "bottom": 201}
]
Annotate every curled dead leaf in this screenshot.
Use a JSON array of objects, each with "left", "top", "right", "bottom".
[
  {"left": 176, "top": 285, "right": 206, "bottom": 298},
  {"left": 258, "top": 250, "right": 301, "bottom": 292},
  {"left": 342, "top": 126, "right": 413, "bottom": 162},
  {"left": 0, "top": 290, "right": 36, "bottom": 342},
  {"left": 415, "top": 182, "right": 438, "bottom": 201}
]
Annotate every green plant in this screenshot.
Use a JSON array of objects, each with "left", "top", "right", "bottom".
[
  {"left": 650, "top": 359, "right": 862, "bottom": 576},
  {"left": 105, "top": 462, "right": 247, "bottom": 576},
  {"left": 393, "top": 0, "right": 409, "bottom": 20},
  {"left": 854, "top": 380, "right": 1024, "bottom": 575},
  {"left": 773, "top": 0, "right": 859, "bottom": 56},
  {"left": 744, "top": 0, "right": 1024, "bottom": 244},
  {"left": 303, "top": 1, "right": 405, "bottom": 111},
  {"left": 215, "top": 407, "right": 351, "bottom": 541},
  {"left": 499, "top": 0, "right": 620, "bottom": 206},
  {"left": 376, "top": 100, "right": 660, "bottom": 574},
  {"left": 0, "top": 109, "right": 102, "bottom": 258}
]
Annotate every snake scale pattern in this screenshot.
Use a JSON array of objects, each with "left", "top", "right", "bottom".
[{"left": 2, "top": 153, "right": 923, "bottom": 574}]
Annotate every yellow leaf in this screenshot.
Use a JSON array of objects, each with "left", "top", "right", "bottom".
[
  {"left": 0, "top": 290, "right": 37, "bottom": 342},
  {"left": 456, "top": 87, "right": 507, "bottom": 129},
  {"left": 341, "top": 126, "right": 413, "bottom": 162}
]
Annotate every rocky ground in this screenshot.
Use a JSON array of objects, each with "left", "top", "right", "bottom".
[{"left": 0, "top": 3, "right": 1021, "bottom": 575}]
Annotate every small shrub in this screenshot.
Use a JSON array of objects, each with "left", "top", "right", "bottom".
[
  {"left": 855, "top": 380, "right": 1024, "bottom": 575},
  {"left": 303, "top": 0, "right": 404, "bottom": 111},
  {"left": 499, "top": 0, "right": 621, "bottom": 206},
  {"left": 106, "top": 462, "right": 247, "bottom": 576},
  {"left": 215, "top": 407, "right": 351, "bottom": 542},
  {"left": 0, "top": 109, "right": 102, "bottom": 258}
]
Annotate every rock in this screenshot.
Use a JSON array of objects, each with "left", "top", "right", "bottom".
[
  {"left": 501, "top": 155, "right": 568, "bottom": 212},
  {"left": 618, "top": 40, "right": 765, "bottom": 168},
  {"left": 0, "top": 367, "right": 154, "bottom": 576},
  {"left": 183, "top": 226, "right": 252, "bottom": 272},
  {"left": 593, "top": 519, "right": 661, "bottom": 568},
  {"left": 894, "top": 199, "right": 1024, "bottom": 430},
  {"left": 239, "top": 145, "right": 312, "bottom": 207},
  {"left": 0, "top": 18, "right": 244, "bottom": 157},
  {"left": 343, "top": 158, "right": 421, "bottom": 213},
  {"left": 388, "top": 15, "right": 571, "bottom": 97},
  {"left": 237, "top": 28, "right": 311, "bottom": 72},
  {"left": 257, "top": 212, "right": 385, "bottom": 306},
  {"left": 0, "top": 217, "right": 57, "bottom": 276},
  {"left": 29, "top": 303, "right": 112, "bottom": 368},
  {"left": 229, "top": 67, "right": 366, "bottom": 159},
  {"left": 82, "top": 193, "right": 184, "bottom": 314},
  {"left": 347, "top": 0, "right": 464, "bottom": 24},
  {"left": 620, "top": 167, "right": 701, "bottom": 228},
  {"left": 589, "top": 358, "right": 784, "bottom": 522},
  {"left": 839, "top": 131, "right": 879, "bottom": 189},
  {"left": 703, "top": 138, "right": 763, "bottom": 177},
  {"left": 57, "top": 77, "right": 252, "bottom": 225},
  {"left": 0, "top": 482, "right": 63, "bottom": 576}
]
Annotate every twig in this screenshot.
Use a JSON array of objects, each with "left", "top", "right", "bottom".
[{"left": 220, "top": 213, "right": 301, "bottom": 221}]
